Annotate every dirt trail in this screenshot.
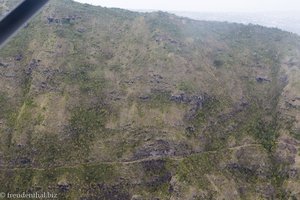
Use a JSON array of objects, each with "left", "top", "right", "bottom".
[{"left": 0, "top": 143, "right": 265, "bottom": 171}]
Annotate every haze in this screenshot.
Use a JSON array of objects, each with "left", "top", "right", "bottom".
[{"left": 74, "top": 0, "right": 300, "bottom": 12}]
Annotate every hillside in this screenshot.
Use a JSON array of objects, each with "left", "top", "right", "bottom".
[
  {"left": 172, "top": 11, "right": 300, "bottom": 36},
  {"left": 0, "top": 0, "right": 300, "bottom": 199},
  {"left": 0, "top": 0, "right": 22, "bottom": 16}
]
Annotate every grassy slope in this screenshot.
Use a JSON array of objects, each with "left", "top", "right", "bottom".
[{"left": 0, "top": 0, "right": 300, "bottom": 199}]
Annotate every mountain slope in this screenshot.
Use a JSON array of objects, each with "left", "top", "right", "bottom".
[{"left": 0, "top": 0, "right": 300, "bottom": 199}]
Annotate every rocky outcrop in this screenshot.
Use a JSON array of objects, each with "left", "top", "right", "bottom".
[
  {"left": 14, "top": 54, "right": 23, "bottom": 61},
  {"left": 0, "top": 62, "right": 9, "bottom": 68},
  {"left": 46, "top": 15, "right": 81, "bottom": 25},
  {"left": 25, "top": 59, "right": 40, "bottom": 75},
  {"left": 133, "top": 140, "right": 193, "bottom": 159},
  {"left": 256, "top": 76, "right": 271, "bottom": 83},
  {"left": 57, "top": 181, "right": 71, "bottom": 192}
]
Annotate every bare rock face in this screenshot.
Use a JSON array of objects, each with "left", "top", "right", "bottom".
[
  {"left": 133, "top": 139, "right": 194, "bottom": 160},
  {"left": 14, "top": 53, "right": 23, "bottom": 61},
  {"left": 57, "top": 180, "right": 71, "bottom": 192},
  {"left": 225, "top": 145, "right": 272, "bottom": 178},
  {"left": 256, "top": 76, "right": 271, "bottom": 83}
]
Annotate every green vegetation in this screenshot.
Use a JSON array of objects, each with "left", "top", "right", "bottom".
[
  {"left": 213, "top": 59, "right": 224, "bottom": 68},
  {"left": 69, "top": 106, "right": 107, "bottom": 146},
  {"left": 83, "top": 164, "right": 118, "bottom": 183},
  {"left": 292, "top": 129, "right": 300, "bottom": 140},
  {"left": 0, "top": 0, "right": 299, "bottom": 199},
  {"left": 177, "top": 81, "right": 195, "bottom": 93},
  {"left": 246, "top": 117, "right": 278, "bottom": 152},
  {"left": 0, "top": 92, "right": 11, "bottom": 119},
  {"left": 176, "top": 153, "right": 215, "bottom": 188},
  {"left": 193, "top": 97, "right": 223, "bottom": 126}
]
